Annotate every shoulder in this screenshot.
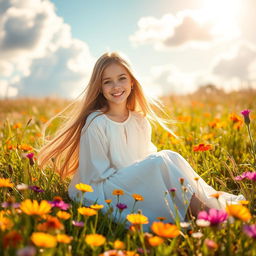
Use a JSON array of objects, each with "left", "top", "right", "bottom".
[
  {"left": 131, "top": 111, "right": 151, "bottom": 128},
  {"left": 82, "top": 110, "right": 105, "bottom": 133}
]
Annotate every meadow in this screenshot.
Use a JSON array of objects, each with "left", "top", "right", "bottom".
[{"left": 0, "top": 87, "right": 255, "bottom": 256}]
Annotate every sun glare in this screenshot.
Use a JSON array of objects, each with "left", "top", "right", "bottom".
[{"left": 199, "top": 0, "right": 242, "bottom": 38}]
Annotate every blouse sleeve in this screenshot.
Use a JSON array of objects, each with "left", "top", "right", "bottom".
[
  {"left": 78, "top": 118, "right": 118, "bottom": 184},
  {"left": 144, "top": 117, "right": 158, "bottom": 154}
]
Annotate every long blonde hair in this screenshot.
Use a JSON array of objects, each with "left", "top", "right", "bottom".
[{"left": 37, "top": 51, "right": 177, "bottom": 179}]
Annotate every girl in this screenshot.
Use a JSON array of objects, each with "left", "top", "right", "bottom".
[{"left": 38, "top": 51, "right": 244, "bottom": 230}]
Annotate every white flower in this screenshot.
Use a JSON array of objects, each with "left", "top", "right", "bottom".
[{"left": 196, "top": 219, "right": 210, "bottom": 227}]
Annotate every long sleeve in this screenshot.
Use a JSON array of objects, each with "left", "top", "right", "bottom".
[
  {"left": 143, "top": 117, "right": 158, "bottom": 155},
  {"left": 78, "top": 119, "right": 118, "bottom": 184}
]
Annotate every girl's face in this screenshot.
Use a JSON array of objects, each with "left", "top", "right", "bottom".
[{"left": 101, "top": 63, "right": 133, "bottom": 109}]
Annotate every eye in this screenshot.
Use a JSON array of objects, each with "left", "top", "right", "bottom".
[
  {"left": 120, "top": 77, "right": 126, "bottom": 80},
  {"left": 104, "top": 81, "right": 110, "bottom": 84}
]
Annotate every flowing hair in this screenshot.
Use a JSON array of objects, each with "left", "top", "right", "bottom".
[{"left": 36, "top": 51, "right": 177, "bottom": 179}]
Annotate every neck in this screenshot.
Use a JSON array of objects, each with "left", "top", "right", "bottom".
[{"left": 106, "top": 104, "right": 129, "bottom": 117}]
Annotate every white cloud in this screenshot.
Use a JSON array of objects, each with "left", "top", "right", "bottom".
[
  {"left": 0, "top": 80, "right": 18, "bottom": 98},
  {"left": 0, "top": 0, "right": 95, "bottom": 98}
]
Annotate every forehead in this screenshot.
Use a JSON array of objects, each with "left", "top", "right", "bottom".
[{"left": 102, "top": 63, "right": 129, "bottom": 79}]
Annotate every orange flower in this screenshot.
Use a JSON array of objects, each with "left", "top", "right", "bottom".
[
  {"left": 75, "top": 183, "right": 93, "bottom": 193},
  {"left": 57, "top": 211, "right": 71, "bottom": 220},
  {"left": 112, "top": 189, "right": 124, "bottom": 196},
  {"left": 0, "top": 213, "right": 13, "bottom": 231},
  {"left": 0, "top": 178, "right": 14, "bottom": 188},
  {"left": 238, "top": 200, "right": 249, "bottom": 205},
  {"left": 20, "top": 199, "right": 51, "bottom": 216},
  {"left": 156, "top": 217, "right": 167, "bottom": 221},
  {"left": 193, "top": 143, "right": 212, "bottom": 152},
  {"left": 85, "top": 234, "right": 106, "bottom": 247},
  {"left": 31, "top": 232, "right": 57, "bottom": 248},
  {"left": 148, "top": 236, "right": 164, "bottom": 246},
  {"left": 132, "top": 194, "right": 144, "bottom": 201},
  {"left": 210, "top": 192, "right": 223, "bottom": 199},
  {"left": 90, "top": 204, "right": 104, "bottom": 210},
  {"left": 56, "top": 234, "right": 73, "bottom": 244},
  {"left": 126, "top": 213, "right": 149, "bottom": 225},
  {"left": 13, "top": 123, "right": 22, "bottom": 129},
  {"left": 3, "top": 230, "right": 22, "bottom": 248},
  {"left": 113, "top": 239, "right": 125, "bottom": 249},
  {"left": 18, "top": 144, "right": 33, "bottom": 151},
  {"left": 105, "top": 199, "right": 112, "bottom": 204},
  {"left": 36, "top": 216, "right": 63, "bottom": 231},
  {"left": 78, "top": 207, "right": 97, "bottom": 216},
  {"left": 226, "top": 204, "right": 252, "bottom": 222},
  {"left": 151, "top": 222, "right": 180, "bottom": 238}
]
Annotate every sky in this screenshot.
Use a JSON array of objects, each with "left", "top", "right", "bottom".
[{"left": 0, "top": 0, "right": 256, "bottom": 99}]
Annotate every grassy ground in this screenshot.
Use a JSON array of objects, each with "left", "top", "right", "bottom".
[{"left": 0, "top": 88, "right": 255, "bottom": 255}]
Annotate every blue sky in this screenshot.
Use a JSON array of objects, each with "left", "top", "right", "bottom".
[{"left": 0, "top": 0, "right": 255, "bottom": 98}]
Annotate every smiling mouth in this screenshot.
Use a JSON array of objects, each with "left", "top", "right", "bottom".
[{"left": 112, "top": 91, "right": 124, "bottom": 97}]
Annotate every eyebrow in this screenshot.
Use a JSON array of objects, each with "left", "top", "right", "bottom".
[{"left": 102, "top": 73, "right": 127, "bottom": 81}]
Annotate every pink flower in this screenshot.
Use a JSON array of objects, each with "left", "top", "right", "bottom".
[
  {"left": 243, "top": 224, "right": 256, "bottom": 239},
  {"left": 241, "top": 109, "right": 251, "bottom": 125},
  {"left": 235, "top": 172, "right": 256, "bottom": 181},
  {"left": 198, "top": 208, "right": 228, "bottom": 225}
]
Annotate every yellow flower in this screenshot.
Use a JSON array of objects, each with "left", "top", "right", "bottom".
[
  {"left": 112, "top": 189, "right": 124, "bottom": 196},
  {"left": 56, "top": 234, "right": 73, "bottom": 244},
  {"left": 148, "top": 236, "right": 164, "bottom": 246},
  {"left": 194, "top": 177, "right": 200, "bottom": 181},
  {"left": 105, "top": 199, "right": 112, "bottom": 204},
  {"left": 226, "top": 204, "right": 252, "bottom": 222},
  {"left": 85, "top": 234, "right": 106, "bottom": 247},
  {"left": 75, "top": 183, "right": 93, "bottom": 193},
  {"left": 18, "top": 144, "right": 33, "bottom": 151},
  {"left": 113, "top": 239, "right": 125, "bottom": 249},
  {"left": 132, "top": 194, "right": 144, "bottom": 201},
  {"left": 13, "top": 122, "right": 22, "bottom": 129},
  {"left": 151, "top": 222, "right": 180, "bottom": 238},
  {"left": 0, "top": 178, "right": 14, "bottom": 188},
  {"left": 126, "top": 213, "right": 149, "bottom": 225},
  {"left": 239, "top": 200, "right": 249, "bottom": 205},
  {"left": 0, "top": 214, "right": 13, "bottom": 231},
  {"left": 90, "top": 204, "right": 104, "bottom": 210},
  {"left": 36, "top": 216, "right": 63, "bottom": 231},
  {"left": 57, "top": 211, "right": 71, "bottom": 220},
  {"left": 78, "top": 207, "right": 97, "bottom": 216},
  {"left": 20, "top": 199, "right": 51, "bottom": 216},
  {"left": 31, "top": 232, "right": 57, "bottom": 248}
]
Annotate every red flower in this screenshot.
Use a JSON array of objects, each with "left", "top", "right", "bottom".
[{"left": 193, "top": 143, "right": 212, "bottom": 152}]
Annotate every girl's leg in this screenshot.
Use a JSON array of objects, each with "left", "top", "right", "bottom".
[{"left": 185, "top": 193, "right": 210, "bottom": 220}]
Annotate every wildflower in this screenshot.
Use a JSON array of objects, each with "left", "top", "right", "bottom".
[
  {"left": 147, "top": 236, "right": 164, "bottom": 246},
  {"left": 235, "top": 171, "right": 256, "bottom": 181},
  {"left": 16, "top": 246, "right": 36, "bottom": 256},
  {"left": 13, "top": 122, "right": 22, "bottom": 129},
  {"left": 180, "top": 222, "right": 191, "bottom": 228},
  {"left": 197, "top": 208, "right": 228, "bottom": 225},
  {"left": 241, "top": 109, "right": 251, "bottom": 125},
  {"left": 16, "top": 183, "right": 29, "bottom": 191},
  {"left": 196, "top": 219, "right": 211, "bottom": 227},
  {"left": 239, "top": 200, "right": 249, "bottom": 205},
  {"left": 56, "top": 234, "right": 73, "bottom": 244},
  {"left": 105, "top": 199, "right": 112, "bottom": 204},
  {"left": 0, "top": 213, "right": 13, "bottom": 231},
  {"left": 116, "top": 203, "right": 127, "bottom": 211},
  {"left": 72, "top": 220, "right": 84, "bottom": 227},
  {"left": 1, "top": 202, "right": 20, "bottom": 209},
  {"left": 204, "top": 238, "right": 218, "bottom": 249},
  {"left": 179, "top": 178, "right": 185, "bottom": 185},
  {"left": 99, "top": 250, "right": 125, "bottom": 256},
  {"left": 49, "top": 199, "right": 70, "bottom": 210},
  {"left": 193, "top": 143, "right": 212, "bottom": 152},
  {"left": 126, "top": 213, "right": 149, "bottom": 225},
  {"left": 132, "top": 194, "right": 144, "bottom": 201},
  {"left": 20, "top": 199, "right": 51, "bottom": 216},
  {"left": 0, "top": 178, "right": 14, "bottom": 188},
  {"left": 194, "top": 177, "right": 200, "bottom": 181},
  {"left": 112, "top": 189, "right": 124, "bottom": 196},
  {"left": 78, "top": 207, "right": 97, "bottom": 216},
  {"left": 151, "top": 222, "right": 180, "bottom": 238},
  {"left": 31, "top": 232, "right": 57, "bottom": 248},
  {"left": 169, "top": 188, "right": 177, "bottom": 197},
  {"left": 113, "top": 240, "right": 125, "bottom": 249},
  {"left": 243, "top": 224, "right": 256, "bottom": 239},
  {"left": 191, "top": 232, "right": 203, "bottom": 239},
  {"left": 85, "top": 234, "right": 106, "bottom": 247},
  {"left": 90, "top": 204, "right": 104, "bottom": 210},
  {"left": 18, "top": 144, "right": 33, "bottom": 151},
  {"left": 57, "top": 211, "right": 71, "bottom": 220},
  {"left": 29, "top": 185, "right": 44, "bottom": 193},
  {"left": 26, "top": 153, "right": 35, "bottom": 165},
  {"left": 75, "top": 183, "right": 93, "bottom": 193},
  {"left": 3, "top": 230, "right": 22, "bottom": 248},
  {"left": 226, "top": 204, "right": 252, "bottom": 222},
  {"left": 36, "top": 216, "right": 64, "bottom": 231}
]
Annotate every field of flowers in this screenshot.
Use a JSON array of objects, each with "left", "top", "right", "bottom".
[{"left": 0, "top": 88, "right": 256, "bottom": 256}]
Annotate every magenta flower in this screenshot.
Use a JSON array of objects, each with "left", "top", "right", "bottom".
[
  {"left": 72, "top": 220, "right": 84, "bottom": 227},
  {"left": 243, "top": 224, "right": 256, "bottom": 239},
  {"left": 241, "top": 109, "right": 251, "bottom": 125},
  {"left": 116, "top": 203, "right": 127, "bottom": 211},
  {"left": 235, "top": 172, "right": 256, "bottom": 181},
  {"left": 49, "top": 200, "right": 70, "bottom": 210},
  {"left": 26, "top": 153, "right": 35, "bottom": 166},
  {"left": 169, "top": 187, "right": 177, "bottom": 197},
  {"left": 197, "top": 208, "right": 228, "bottom": 225},
  {"left": 29, "top": 185, "right": 44, "bottom": 193}
]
